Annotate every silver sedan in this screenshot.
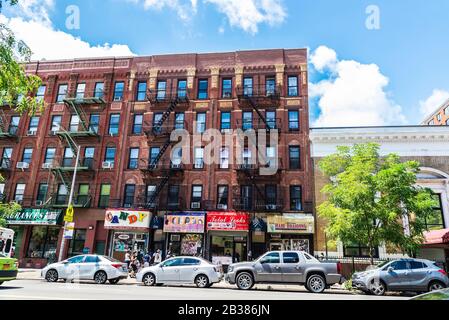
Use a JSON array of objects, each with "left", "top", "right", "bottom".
[
  {"left": 41, "top": 254, "right": 128, "bottom": 284},
  {"left": 136, "top": 256, "right": 223, "bottom": 288}
]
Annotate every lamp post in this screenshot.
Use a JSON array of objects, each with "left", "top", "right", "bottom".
[{"left": 58, "top": 145, "right": 81, "bottom": 262}]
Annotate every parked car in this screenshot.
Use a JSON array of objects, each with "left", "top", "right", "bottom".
[
  {"left": 225, "top": 251, "right": 343, "bottom": 293},
  {"left": 137, "top": 256, "right": 223, "bottom": 288},
  {"left": 352, "top": 258, "right": 449, "bottom": 296},
  {"left": 411, "top": 288, "right": 449, "bottom": 300},
  {"left": 41, "top": 254, "right": 128, "bottom": 284},
  {"left": 0, "top": 253, "right": 18, "bottom": 286}
]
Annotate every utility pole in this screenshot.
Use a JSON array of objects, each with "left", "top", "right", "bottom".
[{"left": 58, "top": 145, "right": 81, "bottom": 262}]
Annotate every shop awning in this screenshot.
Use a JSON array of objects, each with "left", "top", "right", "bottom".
[
  {"left": 423, "top": 228, "right": 449, "bottom": 245},
  {"left": 5, "top": 209, "right": 63, "bottom": 226},
  {"left": 267, "top": 214, "right": 315, "bottom": 234}
]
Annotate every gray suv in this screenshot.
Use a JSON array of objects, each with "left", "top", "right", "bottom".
[
  {"left": 225, "top": 251, "right": 343, "bottom": 293},
  {"left": 352, "top": 258, "right": 449, "bottom": 296}
]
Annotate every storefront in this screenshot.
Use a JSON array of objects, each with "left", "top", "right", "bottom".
[
  {"left": 5, "top": 208, "right": 63, "bottom": 268},
  {"left": 206, "top": 211, "right": 250, "bottom": 266},
  {"left": 164, "top": 212, "right": 205, "bottom": 256},
  {"left": 267, "top": 214, "right": 315, "bottom": 253},
  {"left": 104, "top": 209, "right": 151, "bottom": 261}
]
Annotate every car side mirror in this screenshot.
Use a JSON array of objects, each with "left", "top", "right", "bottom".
[{"left": 387, "top": 267, "right": 394, "bottom": 273}]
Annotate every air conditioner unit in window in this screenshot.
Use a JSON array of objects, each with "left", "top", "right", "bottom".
[
  {"left": 171, "top": 163, "right": 182, "bottom": 169},
  {"left": 191, "top": 202, "right": 201, "bottom": 209},
  {"left": 102, "top": 161, "right": 114, "bottom": 169},
  {"left": 217, "top": 204, "right": 228, "bottom": 210},
  {"left": 266, "top": 204, "right": 277, "bottom": 210},
  {"left": 27, "top": 130, "right": 37, "bottom": 136},
  {"left": 42, "top": 163, "right": 53, "bottom": 169},
  {"left": 16, "top": 162, "right": 30, "bottom": 170}
]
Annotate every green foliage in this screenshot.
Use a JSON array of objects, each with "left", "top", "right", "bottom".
[
  {"left": 318, "top": 143, "right": 435, "bottom": 262},
  {"left": 0, "top": 201, "right": 21, "bottom": 227}
]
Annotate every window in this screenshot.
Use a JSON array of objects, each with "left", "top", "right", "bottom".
[
  {"left": 69, "top": 114, "right": 80, "bottom": 132},
  {"left": 437, "top": 114, "right": 442, "bottom": 121},
  {"left": 424, "top": 194, "right": 445, "bottom": 230},
  {"left": 128, "top": 148, "right": 139, "bottom": 169},
  {"left": 429, "top": 120, "right": 435, "bottom": 125},
  {"left": 67, "top": 255, "right": 85, "bottom": 264},
  {"left": 196, "top": 112, "right": 206, "bottom": 133},
  {"left": 217, "top": 185, "right": 229, "bottom": 209},
  {"left": 182, "top": 258, "right": 201, "bottom": 266},
  {"left": 240, "top": 185, "right": 253, "bottom": 210},
  {"left": 171, "top": 147, "right": 182, "bottom": 167},
  {"left": 243, "top": 77, "right": 253, "bottom": 96},
  {"left": 75, "top": 83, "right": 86, "bottom": 99},
  {"left": 63, "top": 147, "right": 74, "bottom": 167},
  {"left": 132, "top": 114, "right": 143, "bottom": 134},
  {"left": 84, "top": 255, "right": 100, "bottom": 263},
  {"left": 265, "top": 185, "right": 277, "bottom": 207},
  {"left": 389, "top": 261, "right": 409, "bottom": 271},
  {"left": 288, "top": 110, "right": 299, "bottom": 131},
  {"left": 288, "top": 76, "right": 299, "bottom": 97},
  {"left": 265, "top": 77, "right": 276, "bottom": 96},
  {"left": 113, "top": 82, "right": 124, "bottom": 101},
  {"left": 44, "top": 147, "right": 56, "bottom": 165},
  {"left": 104, "top": 147, "right": 116, "bottom": 164},
  {"left": 28, "top": 116, "right": 40, "bottom": 133},
  {"left": 56, "top": 84, "right": 68, "bottom": 103},
  {"left": 283, "top": 252, "right": 300, "bottom": 263},
  {"left": 36, "top": 183, "right": 48, "bottom": 203},
  {"left": 344, "top": 243, "right": 379, "bottom": 258},
  {"left": 266, "top": 146, "right": 276, "bottom": 168},
  {"left": 175, "top": 112, "right": 184, "bottom": 129},
  {"left": 446, "top": 119, "right": 449, "bottom": 126},
  {"left": 219, "top": 147, "right": 229, "bottom": 169},
  {"left": 266, "top": 111, "right": 276, "bottom": 129},
  {"left": 108, "top": 114, "right": 120, "bottom": 135},
  {"left": 36, "top": 85, "right": 46, "bottom": 102},
  {"left": 261, "top": 252, "right": 280, "bottom": 264},
  {"left": 161, "top": 258, "right": 183, "bottom": 267},
  {"left": 26, "top": 226, "right": 59, "bottom": 258},
  {"left": 220, "top": 112, "right": 231, "bottom": 132},
  {"left": 445, "top": 106, "right": 449, "bottom": 115},
  {"left": 194, "top": 147, "right": 204, "bottom": 169},
  {"left": 55, "top": 184, "right": 68, "bottom": 205},
  {"left": 83, "top": 147, "right": 94, "bottom": 168},
  {"left": 123, "top": 184, "right": 135, "bottom": 208},
  {"left": 242, "top": 111, "right": 253, "bottom": 130},
  {"left": 99, "top": 184, "right": 111, "bottom": 208},
  {"left": 410, "top": 261, "right": 425, "bottom": 269},
  {"left": 89, "top": 114, "right": 100, "bottom": 134},
  {"left": 146, "top": 185, "right": 156, "bottom": 206},
  {"left": 136, "top": 81, "right": 147, "bottom": 101},
  {"left": 191, "top": 185, "right": 203, "bottom": 207},
  {"left": 157, "top": 81, "right": 166, "bottom": 100},
  {"left": 168, "top": 185, "right": 180, "bottom": 208},
  {"left": 22, "top": 148, "right": 33, "bottom": 164},
  {"left": 243, "top": 148, "right": 252, "bottom": 166},
  {"left": 149, "top": 147, "right": 160, "bottom": 167},
  {"left": 198, "top": 79, "right": 208, "bottom": 100},
  {"left": 222, "top": 78, "right": 232, "bottom": 98},
  {"left": 1, "top": 148, "right": 12, "bottom": 169},
  {"left": 290, "top": 186, "right": 302, "bottom": 211},
  {"left": 9, "top": 116, "right": 20, "bottom": 135},
  {"left": 51, "top": 115, "right": 62, "bottom": 132},
  {"left": 14, "top": 183, "right": 26, "bottom": 202},
  {"left": 94, "top": 82, "right": 104, "bottom": 98},
  {"left": 177, "top": 80, "right": 187, "bottom": 98},
  {"left": 68, "top": 229, "right": 87, "bottom": 257},
  {"left": 289, "top": 146, "right": 301, "bottom": 169},
  {"left": 77, "top": 184, "right": 89, "bottom": 205}
]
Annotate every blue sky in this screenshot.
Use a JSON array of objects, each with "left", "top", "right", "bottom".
[{"left": 2, "top": 0, "right": 449, "bottom": 126}]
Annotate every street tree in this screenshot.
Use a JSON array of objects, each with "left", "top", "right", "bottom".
[{"left": 317, "top": 143, "right": 435, "bottom": 264}]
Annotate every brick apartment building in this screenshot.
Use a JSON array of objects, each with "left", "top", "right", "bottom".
[
  {"left": 422, "top": 98, "right": 449, "bottom": 126},
  {"left": 1, "top": 49, "right": 314, "bottom": 268}
]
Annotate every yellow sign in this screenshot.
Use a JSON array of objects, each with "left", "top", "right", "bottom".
[
  {"left": 64, "top": 205, "right": 74, "bottom": 223},
  {"left": 267, "top": 214, "right": 315, "bottom": 234}
]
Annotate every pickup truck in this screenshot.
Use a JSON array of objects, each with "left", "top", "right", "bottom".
[{"left": 225, "top": 251, "right": 343, "bottom": 293}]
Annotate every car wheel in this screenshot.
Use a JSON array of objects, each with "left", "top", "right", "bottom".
[
  {"left": 428, "top": 281, "right": 446, "bottom": 292},
  {"left": 94, "top": 271, "right": 108, "bottom": 284},
  {"left": 195, "top": 274, "right": 209, "bottom": 288},
  {"left": 143, "top": 273, "right": 156, "bottom": 286},
  {"left": 236, "top": 272, "right": 254, "bottom": 290},
  {"left": 306, "top": 274, "right": 326, "bottom": 293},
  {"left": 370, "top": 280, "right": 386, "bottom": 296},
  {"left": 45, "top": 269, "right": 59, "bottom": 282},
  {"left": 109, "top": 279, "right": 120, "bottom": 285}
]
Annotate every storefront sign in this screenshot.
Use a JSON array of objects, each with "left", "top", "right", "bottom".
[
  {"left": 104, "top": 210, "right": 151, "bottom": 230},
  {"left": 164, "top": 212, "right": 205, "bottom": 233},
  {"left": 206, "top": 212, "right": 250, "bottom": 231},
  {"left": 267, "top": 214, "right": 315, "bottom": 234},
  {"left": 5, "top": 209, "right": 63, "bottom": 226},
  {"left": 63, "top": 222, "right": 75, "bottom": 239}
]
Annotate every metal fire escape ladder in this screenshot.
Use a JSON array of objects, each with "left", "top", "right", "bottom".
[
  {"left": 56, "top": 128, "right": 82, "bottom": 167},
  {"left": 145, "top": 169, "right": 173, "bottom": 208},
  {"left": 152, "top": 97, "right": 179, "bottom": 136},
  {"left": 63, "top": 97, "right": 105, "bottom": 135}
]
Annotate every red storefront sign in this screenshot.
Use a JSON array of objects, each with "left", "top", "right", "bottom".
[{"left": 206, "top": 212, "right": 250, "bottom": 231}]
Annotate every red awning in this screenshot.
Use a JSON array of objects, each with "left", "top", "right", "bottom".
[{"left": 423, "top": 228, "right": 449, "bottom": 245}]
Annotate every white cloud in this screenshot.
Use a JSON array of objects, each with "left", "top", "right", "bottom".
[
  {"left": 205, "top": 0, "right": 286, "bottom": 34},
  {"left": 310, "top": 46, "right": 407, "bottom": 127},
  {"left": 419, "top": 89, "right": 449, "bottom": 117},
  {"left": 1, "top": 0, "right": 135, "bottom": 60},
  {"left": 127, "top": 0, "right": 198, "bottom": 21}
]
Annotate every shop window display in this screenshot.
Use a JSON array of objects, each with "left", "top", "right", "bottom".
[{"left": 27, "top": 226, "right": 59, "bottom": 259}]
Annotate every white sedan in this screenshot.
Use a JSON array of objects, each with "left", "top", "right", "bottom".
[
  {"left": 137, "top": 256, "right": 223, "bottom": 288},
  {"left": 41, "top": 254, "right": 128, "bottom": 284}
]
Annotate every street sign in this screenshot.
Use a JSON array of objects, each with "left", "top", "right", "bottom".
[
  {"left": 63, "top": 222, "right": 75, "bottom": 239},
  {"left": 64, "top": 205, "right": 74, "bottom": 223}
]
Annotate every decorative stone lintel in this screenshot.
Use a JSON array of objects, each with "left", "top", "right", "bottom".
[
  {"left": 275, "top": 64, "right": 285, "bottom": 86},
  {"left": 210, "top": 67, "right": 220, "bottom": 89},
  {"left": 234, "top": 65, "right": 244, "bottom": 87},
  {"left": 187, "top": 67, "right": 196, "bottom": 89},
  {"left": 149, "top": 68, "right": 159, "bottom": 89}
]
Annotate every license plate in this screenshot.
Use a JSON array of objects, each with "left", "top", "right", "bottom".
[{"left": 3, "top": 264, "right": 10, "bottom": 270}]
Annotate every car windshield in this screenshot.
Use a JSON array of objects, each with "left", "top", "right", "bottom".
[{"left": 366, "top": 260, "right": 390, "bottom": 271}]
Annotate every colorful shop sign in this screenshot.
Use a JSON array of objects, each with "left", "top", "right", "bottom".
[
  {"left": 206, "top": 212, "right": 250, "bottom": 232},
  {"left": 164, "top": 212, "right": 205, "bottom": 233},
  {"left": 267, "top": 214, "right": 315, "bottom": 234},
  {"left": 104, "top": 210, "right": 151, "bottom": 230},
  {"left": 5, "top": 208, "right": 63, "bottom": 225}
]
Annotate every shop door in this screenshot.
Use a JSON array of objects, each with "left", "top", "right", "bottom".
[{"left": 233, "top": 242, "right": 247, "bottom": 263}]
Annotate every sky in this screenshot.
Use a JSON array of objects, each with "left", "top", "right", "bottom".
[{"left": 1, "top": 0, "right": 449, "bottom": 127}]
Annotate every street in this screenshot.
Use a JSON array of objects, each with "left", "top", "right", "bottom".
[{"left": 0, "top": 279, "right": 411, "bottom": 300}]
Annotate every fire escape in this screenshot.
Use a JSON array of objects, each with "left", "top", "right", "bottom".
[
  {"left": 141, "top": 86, "right": 190, "bottom": 210},
  {"left": 48, "top": 95, "right": 106, "bottom": 208}
]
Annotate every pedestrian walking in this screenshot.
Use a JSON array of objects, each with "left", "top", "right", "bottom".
[
  {"left": 124, "top": 250, "right": 131, "bottom": 269},
  {"left": 152, "top": 249, "right": 162, "bottom": 265}
]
